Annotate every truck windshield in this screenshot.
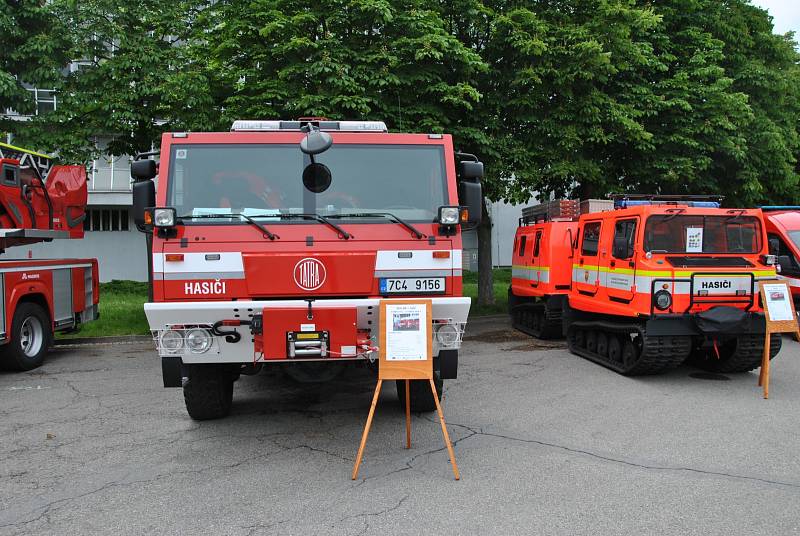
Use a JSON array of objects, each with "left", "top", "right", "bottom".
[
  {"left": 167, "top": 143, "right": 447, "bottom": 223},
  {"left": 644, "top": 215, "right": 762, "bottom": 254},
  {"left": 787, "top": 230, "right": 800, "bottom": 252}
]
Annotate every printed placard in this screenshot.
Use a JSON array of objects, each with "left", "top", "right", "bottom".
[
  {"left": 378, "top": 299, "right": 433, "bottom": 380},
  {"left": 686, "top": 227, "right": 704, "bottom": 252},
  {"left": 762, "top": 283, "right": 795, "bottom": 322}
]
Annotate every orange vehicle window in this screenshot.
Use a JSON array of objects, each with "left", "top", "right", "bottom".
[
  {"left": 644, "top": 215, "right": 762, "bottom": 253},
  {"left": 613, "top": 219, "right": 636, "bottom": 259},
  {"left": 518, "top": 235, "right": 527, "bottom": 257},
  {"left": 533, "top": 231, "right": 542, "bottom": 258},
  {"left": 581, "top": 222, "right": 601, "bottom": 256}
]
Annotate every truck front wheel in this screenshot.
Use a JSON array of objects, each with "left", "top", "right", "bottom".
[
  {"left": 395, "top": 375, "right": 443, "bottom": 413},
  {"left": 0, "top": 302, "right": 52, "bottom": 371},
  {"left": 183, "top": 365, "right": 234, "bottom": 420}
]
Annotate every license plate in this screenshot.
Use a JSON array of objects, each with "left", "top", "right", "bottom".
[{"left": 380, "top": 277, "right": 445, "bottom": 294}]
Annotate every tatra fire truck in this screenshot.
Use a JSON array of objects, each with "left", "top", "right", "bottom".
[
  {"left": 0, "top": 142, "right": 99, "bottom": 370},
  {"left": 132, "top": 119, "right": 483, "bottom": 420},
  {"left": 511, "top": 195, "right": 781, "bottom": 375}
]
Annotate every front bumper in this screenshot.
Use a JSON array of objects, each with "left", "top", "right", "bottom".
[
  {"left": 145, "top": 297, "right": 470, "bottom": 363},
  {"left": 645, "top": 311, "right": 766, "bottom": 337}
]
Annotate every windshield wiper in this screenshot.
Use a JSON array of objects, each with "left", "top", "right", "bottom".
[
  {"left": 178, "top": 213, "right": 278, "bottom": 240},
  {"left": 262, "top": 213, "right": 352, "bottom": 240},
  {"left": 327, "top": 212, "right": 425, "bottom": 239}
]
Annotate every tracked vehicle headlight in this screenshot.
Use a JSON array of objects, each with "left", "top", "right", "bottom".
[
  {"left": 185, "top": 328, "right": 212, "bottom": 353},
  {"left": 160, "top": 330, "right": 184, "bottom": 353},
  {"left": 654, "top": 290, "right": 672, "bottom": 311}
]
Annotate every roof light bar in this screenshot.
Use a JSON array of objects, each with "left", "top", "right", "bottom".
[
  {"left": 759, "top": 206, "right": 800, "bottom": 211},
  {"left": 231, "top": 120, "right": 388, "bottom": 132}
]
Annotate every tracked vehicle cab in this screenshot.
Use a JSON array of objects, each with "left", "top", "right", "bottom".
[{"left": 564, "top": 194, "right": 781, "bottom": 375}]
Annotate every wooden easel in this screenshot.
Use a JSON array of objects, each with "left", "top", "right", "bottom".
[
  {"left": 351, "top": 300, "right": 460, "bottom": 480},
  {"left": 757, "top": 281, "right": 800, "bottom": 399}
]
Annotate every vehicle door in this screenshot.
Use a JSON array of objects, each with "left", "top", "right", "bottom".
[
  {"left": 511, "top": 233, "right": 529, "bottom": 291},
  {"left": 575, "top": 220, "right": 602, "bottom": 295},
  {"left": 605, "top": 218, "right": 638, "bottom": 302},
  {"left": 530, "top": 230, "right": 543, "bottom": 287}
]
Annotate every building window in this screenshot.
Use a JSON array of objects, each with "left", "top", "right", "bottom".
[{"left": 83, "top": 208, "right": 130, "bottom": 231}]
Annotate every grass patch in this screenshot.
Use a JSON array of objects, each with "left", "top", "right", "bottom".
[
  {"left": 58, "top": 280, "right": 150, "bottom": 339},
  {"left": 57, "top": 269, "right": 511, "bottom": 338},
  {"left": 464, "top": 268, "right": 510, "bottom": 317}
]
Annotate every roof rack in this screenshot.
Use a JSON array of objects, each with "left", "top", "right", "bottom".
[
  {"left": 0, "top": 142, "right": 53, "bottom": 181},
  {"left": 230, "top": 120, "right": 388, "bottom": 132}
]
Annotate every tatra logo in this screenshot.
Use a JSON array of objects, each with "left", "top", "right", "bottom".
[
  {"left": 701, "top": 280, "right": 732, "bottom": 289},
  {"left": 294, "top": 257, "right": 326, "bottom": 291},
  {"left": 185, "top": 279, "right": 227, "bottom": 295}
]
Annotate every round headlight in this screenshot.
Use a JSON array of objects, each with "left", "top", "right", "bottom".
[
  {"left": 160, "top": 330, "right": 184, "bottom": 353},
  {"left": 654, "top": 290, "right": 672, "bottom": 311},
  {"left": 435, "top": 323, "right": 459, "bottom": 347},
  {"left": 154, "top": 208, "right": 175, "bottom": 227},
  {"left": 185, "top": 328, "right": 212, "bottom": 353}
]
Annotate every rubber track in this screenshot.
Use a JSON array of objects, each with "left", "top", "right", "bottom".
[
  {"left": 511, "top": 302, "right": 562, "bottom": 339},
  {"left": 568, "top": 322, "right": 690, "bottom": 376},
  {"left": 694, "top": 333, "right": 782, "bottom": 373}
]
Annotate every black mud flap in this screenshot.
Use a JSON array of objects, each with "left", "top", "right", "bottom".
[
  {"left": 162, "top": 356, "right": 183, "bottom": 388},
  {"left": 693, "top": 306, "right": 748, "bottom": 335},
  {"left": 438, "top": 349, "right": 458, "bottom": 379}
]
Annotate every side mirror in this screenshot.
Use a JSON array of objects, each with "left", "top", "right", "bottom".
[
  {"left": 458, "top": 180, "right": 482, "bottom": 225},
  {"left": 778, "top": 255, "right": 793, "bottom": 273},
  {"left": 300, "top": 129, "right": 333, "bottom": 155},
  {"left": 133, "top": 180, "right": 155, "bottom": 228},
  {"left": 458, "top": 161, "right": 484, "bottom": 181},
  {"left": 131, "top": 159, "right": 157, "bottom": 181}
]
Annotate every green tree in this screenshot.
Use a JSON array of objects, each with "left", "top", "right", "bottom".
[
  {"left": 11, "top": 0, "right": 215, "bottom": 162},
  {"left": 0, "top": 0, "right": 68, "bottom": 135}
]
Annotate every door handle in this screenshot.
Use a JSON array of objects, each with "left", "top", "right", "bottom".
[
  {"left": 629, "top": 261, "right": 635, "bottom": 268},
  {"left": 579, "top": 258, "right": 584, "bottom": 266},
  {"left": 610, "top": 260, "right": 616, "bottom": 268}
]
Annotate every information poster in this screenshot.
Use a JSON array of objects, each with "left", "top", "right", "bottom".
[
  {"left": 686, "top": 227, "right": 704, "bottom": 252},
  {"left": 762, "top": 283, "right": 795, "bottom": 322},
  {"left": 385, "top": 303, "right": 428, "bottom": 361}
]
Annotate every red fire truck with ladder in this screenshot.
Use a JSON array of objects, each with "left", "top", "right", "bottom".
[
  {"left": 0, "top": 142, "right": 99, "bottom": 370},
  {"left": 510, "top": 194, "right": 782, "bottom": 375},
  {"left": 131, "top": 119, "right": 483, "bottom": 420}
]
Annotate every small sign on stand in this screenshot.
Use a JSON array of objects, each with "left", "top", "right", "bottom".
[
  {"left": 351, "top": 299, "right": 460, "bottom": 480},
  {"left": 757, "top": 281, "right": 800, "bottom": 398}
]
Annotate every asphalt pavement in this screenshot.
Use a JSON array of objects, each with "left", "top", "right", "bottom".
[{"left": 2, "top": 317, "right": 800, "bottom": 535}]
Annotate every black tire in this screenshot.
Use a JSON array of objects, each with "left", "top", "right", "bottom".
[
  {"left": 0, "top": 302, "right": 52, "bottom": 371},
  {"left": 183, "top": 365, "right": 234, "bottom": 420},
  {"left": 585, "top": 330, "right": 598, "bottom": 354},
  {"left": 690, "top": 334, "right": 782, "bottom": 373},
  {"left": 607, "top": 335, "right": 622, "bottom": 363},
  {"left": 396, "top": 375, "right": 442, "bottom": 413},
  {"left": 596, "top": 332, "right": 609, "bottom": 358},
  {"left": 622, "top": 339, "right": 637, "bottom": 370}
]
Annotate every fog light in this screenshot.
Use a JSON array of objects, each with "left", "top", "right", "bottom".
[
  {"left": 160, "top": 330, "right": 184, "bottom": 353},
  {"left": 185, "top": 328, "right": 212, "bottom": 353},
  {"left": 435, "top": 323, "right": 459, "bottom": 347},
  {"left": 654, "top": 290, "right": 672, "bottom": 311}
]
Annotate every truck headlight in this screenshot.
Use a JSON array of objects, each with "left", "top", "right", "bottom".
[
  {"left": 160, "top": 330, "right": 184, "bottom": 353},
  {"left": 185, "top": 328, "right": 212, "bottom": 353},
  {"left": 438, "top": 206, "right": 460, "bottom": 225},
  {"left": 435, "top": 323, "right": 459, "bottom": 347},
  {"left": 654, "top": 290, "right": 672, "bottom": 311},
  {"left": 153, "top": 207, "right": 176, "bottom": 227}
]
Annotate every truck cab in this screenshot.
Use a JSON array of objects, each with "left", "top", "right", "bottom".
[
  {"left": 761, "top": 207, "right": 800, "bottom": 306},
  {"left": 133, "top": 119, "right": 483, "bottom": 420}
]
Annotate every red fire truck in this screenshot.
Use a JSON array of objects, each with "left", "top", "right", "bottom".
[
  {"left": 762, "top": 206, "right": 800, "bottom": 305},
  {"left": 0, "top": 142, "right": 99, "bottom": 370},
  {"left": 132, "top": 119, "right": 483, "bottom": 420}
]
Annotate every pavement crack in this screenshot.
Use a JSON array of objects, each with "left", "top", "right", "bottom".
[{"left": 339, "top": 495, "right": 409, "bottom": 535}]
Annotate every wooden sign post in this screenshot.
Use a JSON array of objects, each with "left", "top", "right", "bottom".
[
  {"left": 757, "top": 281, "right": 800, "bottom": 398},
  {"left": 351, "top": 299, "right": 460, "bottom": 480}
]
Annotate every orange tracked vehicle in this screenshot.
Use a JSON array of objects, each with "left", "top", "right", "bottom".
[
  {"left": 512, "top": 194, "right": 782, "bottom": 376},
  {"left": 509, "top": 201, "right": 579, "bottom": 338}
]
